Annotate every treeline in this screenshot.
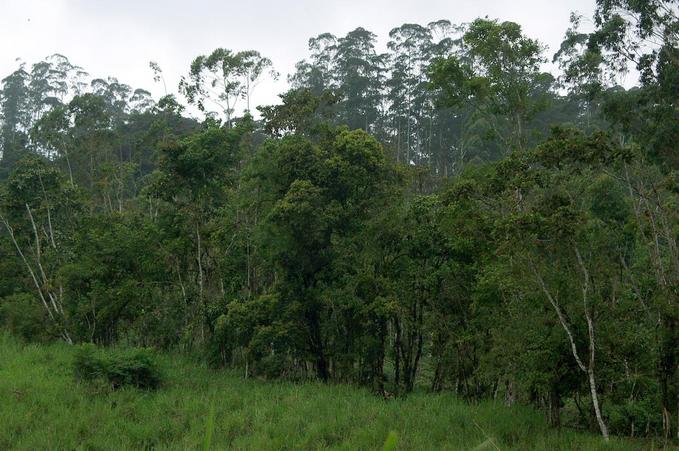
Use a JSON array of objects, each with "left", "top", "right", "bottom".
[{"left": 1, "top": 0, "right": 678, "bottom": 442}]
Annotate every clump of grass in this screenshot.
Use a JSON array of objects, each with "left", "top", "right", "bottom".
[
  {"left": 73, "top": 343, "right": 162, "bottom": 390},
  {"left": 203, "top": 399, "right": 216, "bottom": 451},
  {"left": 382, "top": 431, "right": 398, "bottom": 450}
]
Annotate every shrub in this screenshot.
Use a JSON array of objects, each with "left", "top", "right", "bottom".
[
  {"left": 73, "top": 344, "right": 162, "bottom": 390},
  {"left": 0, "top": 293, "right": 57, "bottom": 342},
  {"left": 73, "top": 344, "right": 105, "bottom": 381}
]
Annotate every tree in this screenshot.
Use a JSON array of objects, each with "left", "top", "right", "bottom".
[
  {"left": 386, "top": 23, "right": 434, "bottom": 165},
  {"left": 239, "top": 128, "right": 395, "bottom": 381},
  {"left": 180, "top": 49, "right": 276, "bottom": 124},
  {"left": 145, "top": 118, "right": 250, "bottom": 345},
  {"left": 257, "top": 88, "right": 340, "bottom": 138},
  {"left": 290, "top": 28, "right": 387, "bottom": 135},
  {"left": 0, "top": 155, "right": 83, "bottom": 343},
  {"left": 289, "top": 33, "right": 339, "bottom": 95},
  {"left": 489, "top": 128, "right": 641, "bottom": 439},
  {"left": 429, "top": 19, "right": 551, "bottom": 154},
  {"left": 0, "top": 66, "right": 31, "bottom": 170},
  {"left": 334, "top": 28, "right": 387, "bottom": 133}
]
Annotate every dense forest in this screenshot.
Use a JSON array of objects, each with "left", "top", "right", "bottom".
[{"left": 1, "top": 0, "right": 677, "bottom": 443}]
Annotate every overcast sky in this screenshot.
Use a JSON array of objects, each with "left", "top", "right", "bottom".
[{"left": 1, "top": 0, "right": 597, "bottom": 117}]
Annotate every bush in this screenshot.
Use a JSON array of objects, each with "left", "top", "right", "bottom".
[
  {"left": 73, "top": 344, "right": 162, "bottom": 390},
  {"left": 0, "top": 293, "right": 57, "bottom": 343},
  {"left": 608, "top": 397, "right": 663, "bottom": 437},
  {"left": 73, "top": 344, "right": 104, "bottom": 381}
]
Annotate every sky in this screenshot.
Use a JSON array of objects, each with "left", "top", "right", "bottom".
[{"left": 1, "top": 0, "right": 598, "bottom": 117}]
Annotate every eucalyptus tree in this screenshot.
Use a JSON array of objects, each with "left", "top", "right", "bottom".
[
  {"left": 31, "top": 93, "right": 115, "bottom": 196},
  {"left": 386, "top": 23, "right": 434, "bottom": 164},
  {"left": 239, "top": 51, "right": 279, "bottom": 112},
  {"left": 128, "top": 89, "right": 155, "bottom": 114},
  {"left": 27, "top": 62, "right": 65, "bottom": 125},
  {"left": 29, "top": 104, "right": 73, "bottom": 183},
  {"left": 599, "top": 0, "right": 678, "bottom": 169},
  {"left": 0, "top": 66, "right": 31, "bottom": 170},
  {"left": 423, "top": 20, "right": 468, "bottom": 175},
  {"left": 385, "top": 20, "right": 466, "bottom": 172},
  {"left": 26, "top": 54, "right": 85, "bottom": 125},
  {"left": 429, "top": 19, "right": 551, "bottom": 155},
  {"left": 290, "top": 29, "right": 386, "bottom": 134},
  {"left": 591, "top": 0, "right": 678, "bottom": 85},
  {"left": 180, "top": 48, "right": 276, "bottom": 124},
  {"left": 334, "top": 28, "right": 387, "bottom": 133},
  {"left": 90, "top": 77, "right": 135, "bottom": 124},
  {"left": 553, "top": 14, "right": 608, "bottom": 102},
  {"left": 149, "top": 61, "right": 168, "bottom": 96},
  {"left": 289, "top": 33, "right": 339, "bottom": 95}
]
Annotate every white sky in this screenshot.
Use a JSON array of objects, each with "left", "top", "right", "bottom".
[{"left": 1, "top": 0, "right": 598, "bottom": 118}]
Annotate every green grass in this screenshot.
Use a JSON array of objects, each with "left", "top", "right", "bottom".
[{"left": 0, "top": 334, "right": 657, "bottom": 450}]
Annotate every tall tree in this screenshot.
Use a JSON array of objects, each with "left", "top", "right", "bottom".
[
  {"left": 0, "top": 66, "right": 31, "bottom": 170},
  {"left": 180, "top": 49, "right": 276, "bottom": 124},
  {"left": 429, "top": 19, "right": 551, "bottom": 154}
]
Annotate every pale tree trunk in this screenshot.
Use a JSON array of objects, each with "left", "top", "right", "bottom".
[
  {"left": 531, "top": 253, "right": 609, "bottom": 440},
  {"left": 574, "top": 247, "right": 610, "bottom": 440}
]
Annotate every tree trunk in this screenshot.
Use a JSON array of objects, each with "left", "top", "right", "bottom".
[
  {"left": 531, "top": 258, "right": 609, "bottom": 440},
  {"left": 548, "top": 388, "right": 561, "bottom": 428},
  {"left": 588, "top": 368, "right": 609, "bottom": 440}
]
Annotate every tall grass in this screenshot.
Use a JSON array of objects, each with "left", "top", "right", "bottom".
[{"left": 0, "top": 334, "right": 656, "bottom": 450}]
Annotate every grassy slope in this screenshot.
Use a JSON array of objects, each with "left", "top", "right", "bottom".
[{"left": 0, "top": 335, "right": 652, "bottom": 450}]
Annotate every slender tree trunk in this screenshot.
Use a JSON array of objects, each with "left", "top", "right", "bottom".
[
  {"left": 531, "top": 258, "right": 609, "bottom": 440},
  {"left": 64, "top": 148, "right": 74, "bottom": 187},
  {"left": 196, "top": 224, "right": 205, "bottom": 342},
  {"left": 588, "top": 367, "right": 608, "bottom": 439},
  {"left": 394, "top": 318, "right": 401, "bottom": 388}
]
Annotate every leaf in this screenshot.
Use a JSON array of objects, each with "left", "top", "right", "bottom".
[{"left": 382, "top": 431, "right": 398, "bottom": 451}]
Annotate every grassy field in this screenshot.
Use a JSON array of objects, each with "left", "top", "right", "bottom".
[{"left": 0, "top": 334, "right": 657, "bottom": 450}]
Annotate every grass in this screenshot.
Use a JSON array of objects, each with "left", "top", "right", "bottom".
[{"left": 0, "top": 334, "right": 659, "bottom": 450}]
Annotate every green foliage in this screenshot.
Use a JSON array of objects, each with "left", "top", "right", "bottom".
[
  {"left": 429, "top": 18, "right": 551, "bottom": 153},
  {"left": 0, "top": 293, "right": 55, "bottom": 342},
  {"left": 257, "top": 88, "right": 340, "bottom": 138},
  {"left": 73, "top": 343, "right": 162, "bottom": 390}
]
